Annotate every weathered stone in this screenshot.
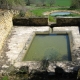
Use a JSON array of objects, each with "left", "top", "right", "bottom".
[
  {"left": 13, "top": 18, "right": 48, "bottom": 26},
  {"left": 2, "top": 65, "right": 9, "bottom": 68},
  {"left": 0, "top": 11, "right": 13, "bottom": 55},
  {"left": 57, "top": 18, "right": 80, "bottom": 26}
]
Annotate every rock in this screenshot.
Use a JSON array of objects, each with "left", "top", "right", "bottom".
[
  {"left": 56, "top": 62, "right": 66, "bottom": 68},
  {"left": 2, "top": 65, "right": 9, "bottom": 68},
  {"left": 77, "top": 58, "right": 80, "bottom": 60}
]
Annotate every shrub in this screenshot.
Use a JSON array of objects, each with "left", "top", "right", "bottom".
[
  {"left": 25, "top": 11, "right": 32, "bottom": 18},
  {"left": 19, "top": 10, "right": 25, "bottom": 17},
  {"left": 49, "top": 15, "right": 56, "bottom": 22}
]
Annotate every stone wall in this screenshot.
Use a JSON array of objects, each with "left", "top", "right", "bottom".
[
  {"left": 56, "top": 17, "right": 80, "bottom": 26},
  {"left": 29, "top": 18, "right": 48, "bottom": 26},
  {"left": 13, "top": 18, "right": 29, "bottom": 26},
  {"left": 13, "top": 18, "right": 48, "bottom": 26},
  {"left": 0, "top": 11, "right": 13, "bottom": 54}
]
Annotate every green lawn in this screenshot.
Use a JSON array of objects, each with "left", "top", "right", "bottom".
[
  {"left": 31, "top": 7, "right": 57, "bottom": 17},
  {"left": 55, "top": 0, "right": 71, "bottom": 7},
  {"left": 44, "top": 0, "right": 71, "bottom": 7}
]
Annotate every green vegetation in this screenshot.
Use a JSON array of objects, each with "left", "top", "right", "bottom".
[
  {"left": 6, "top": 0, "right": 25, "bottom": 5},
  {"left": 2, "top": 0, "right": 80, "bottom": 10},
  {"left": 31, "top": 7, "right": 57, "bottom": 17},
  {"left": 70, "top": 0, "right": 80, "bottom": 9},
  {"left": 29, "top": 0, "right": 72, "bottom": 22},
  {"left": 2, "top": 76, "right": 8, "bottom": 80},
  {"left": 10, "top": 0, "right": 80, "bottom": 23},
  {"left": 0, "top": 0, "right": 72, "bottom": 9},
  {"left": 48, "top": 15, "right": 56, "bottom": 22},
  {"left": 0, "top": 0, "right": 26, "bottom": 9},
  {"left": 19, "top": 10, "right": 25, "bottom": 17},
  {"left": 68, "top": 13, "right": 80, "bottom": 17},
  {"left": 55, "top": 0, "right": 71, "bottom": 7},
  {"left": 28, "top": 0, "right": 71, "bottom": 7}
]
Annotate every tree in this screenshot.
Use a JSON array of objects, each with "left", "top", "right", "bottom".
[
  {"left": 70, "top": 0, "right": 80, "bottom": 9},
  {"left": 48, "top": 0, "right": 55, "bottom": 6},
  {"left": 40, "top": 0, "right": 46, "bottom": 6},
  {"left": 0, "top": 0, "right": 7, "bottom": 9},
  {"left": 0, "top": 0, "right": 26, "bottom": 9},
  {"left": 26, "top": 0, "right": 30, "bottom": 6},
  {"left": 77, "top": 0, "right": 80, "bottom": 8}
]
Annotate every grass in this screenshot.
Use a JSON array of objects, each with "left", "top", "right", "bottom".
[
  {"left": 14, "top": 0, "right": 73, "bottom": 22},
  {"left": 30, "top": 6, "right": 80, "bottom": 22},
  {"left": 34, "top": 0, "right": 71, "bottom": 7},
  {"left": 31, "top": 7, "right": 59, "bottom": 17},
  {"left": 2, "top": 76, "right": 8, "bottom": 80},
  {"left": 48, "top": 15, "right": 56, "bottom": 22},
  {"left": 14, "top": 0, "right": 72, "bottom": 18},
  {"left": 30, "top": 0, "right": 71, "bottom": 17},
  {"left": 69, "top": 13, "right": 80, "bottom": 17},
  {"left": 55, "top": 0, "right": 71, "bottom": 7}
]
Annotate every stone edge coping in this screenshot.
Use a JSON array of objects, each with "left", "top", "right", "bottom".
[{"left": 13, "top": 27, "right": 80, "bottom": 73}]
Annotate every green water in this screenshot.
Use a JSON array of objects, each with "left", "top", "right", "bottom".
[{"left": 23, "top": 34, "right": 71, "bottom": 61}]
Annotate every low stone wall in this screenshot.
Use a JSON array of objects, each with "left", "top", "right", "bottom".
[
  {"left": 56, "top": 17, "right": 80, "bottom": 26},
  {"left": 13, "top": 18, "right": 48, "bottom": 26},
  {"left": 13, "top": 18, "right": 29, "bottom": 26},
  {"left": 29, "top": 18, "right": 48, "bottom": 26},
  {"left": 0, "top": 11, "right": 13, "bottom": 54}
]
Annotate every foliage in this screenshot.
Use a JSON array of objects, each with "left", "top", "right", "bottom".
[
  {"left": 40, "top": 0, "right": 46, "bottom": 5},
  {"left": 25, "top": 11, "right": 32, "bottom": 18},
  {"left": 70, "top": 0, "right": 77, "bottom": 9},
  {"left": 6, "top": 0, "right": 25, "bottom": 5},
  {"left": 2, "top": 76, "right": 8, "bottom": 80},
  {"left": 0, "top": 0, "right": 26, "bottom": 9},
  {"left": 19, "top": 10, "right": 25, "bottom": 17},
  {"left": 14, "top": 11, "right": 33, "bottom": 18},
  {"left": 26, "top": 0, "right": 30, "bottom": 5},
  {"left": 68, "top": 13, "right": 80, "bottom": 17},
  {"left": 6, "top": 0, "right": 15, "bottom": 6},
  {"left": 70, "top": 0, "right": 80, "bottom": 9},
  {"left": 48, "top": 15, "right": 56, "bottom": 22},
  {"left": 49, "top": 0, "right": 55, "bottom": 6}
]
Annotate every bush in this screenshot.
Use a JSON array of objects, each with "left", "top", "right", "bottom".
[
  {"left": 25, "top": 11, "right": 32, "bottom": 18},
  {"left": 19, "top": 10, "right": 25, "bottom": 17},
  {"left": 70, "top": 5, "right": 77, "bottom": 10},
  {"left": 49, "top": 15, "right": 56, "bottom": 22}
]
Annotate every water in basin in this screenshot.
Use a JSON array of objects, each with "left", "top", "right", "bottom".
[
  {"left": 23, "top": 34, "right": 71, "bottom": 61},
  {"left": 50, "top": 12, "right": 71, "bottom": 16}
]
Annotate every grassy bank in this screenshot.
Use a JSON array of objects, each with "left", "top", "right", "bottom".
[{"left": 31, "top": 7, "right": 57, "bottom": 17}]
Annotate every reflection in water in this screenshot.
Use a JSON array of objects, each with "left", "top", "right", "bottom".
[
  {"left": 44, "top": 48, "right": 59, "bottom": 61},
  {"left": 23, "top": 34, "right": 71, "bottom": 61},
  {"left": 50, "top": 12, "right": 71, "bottom": 16}
]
